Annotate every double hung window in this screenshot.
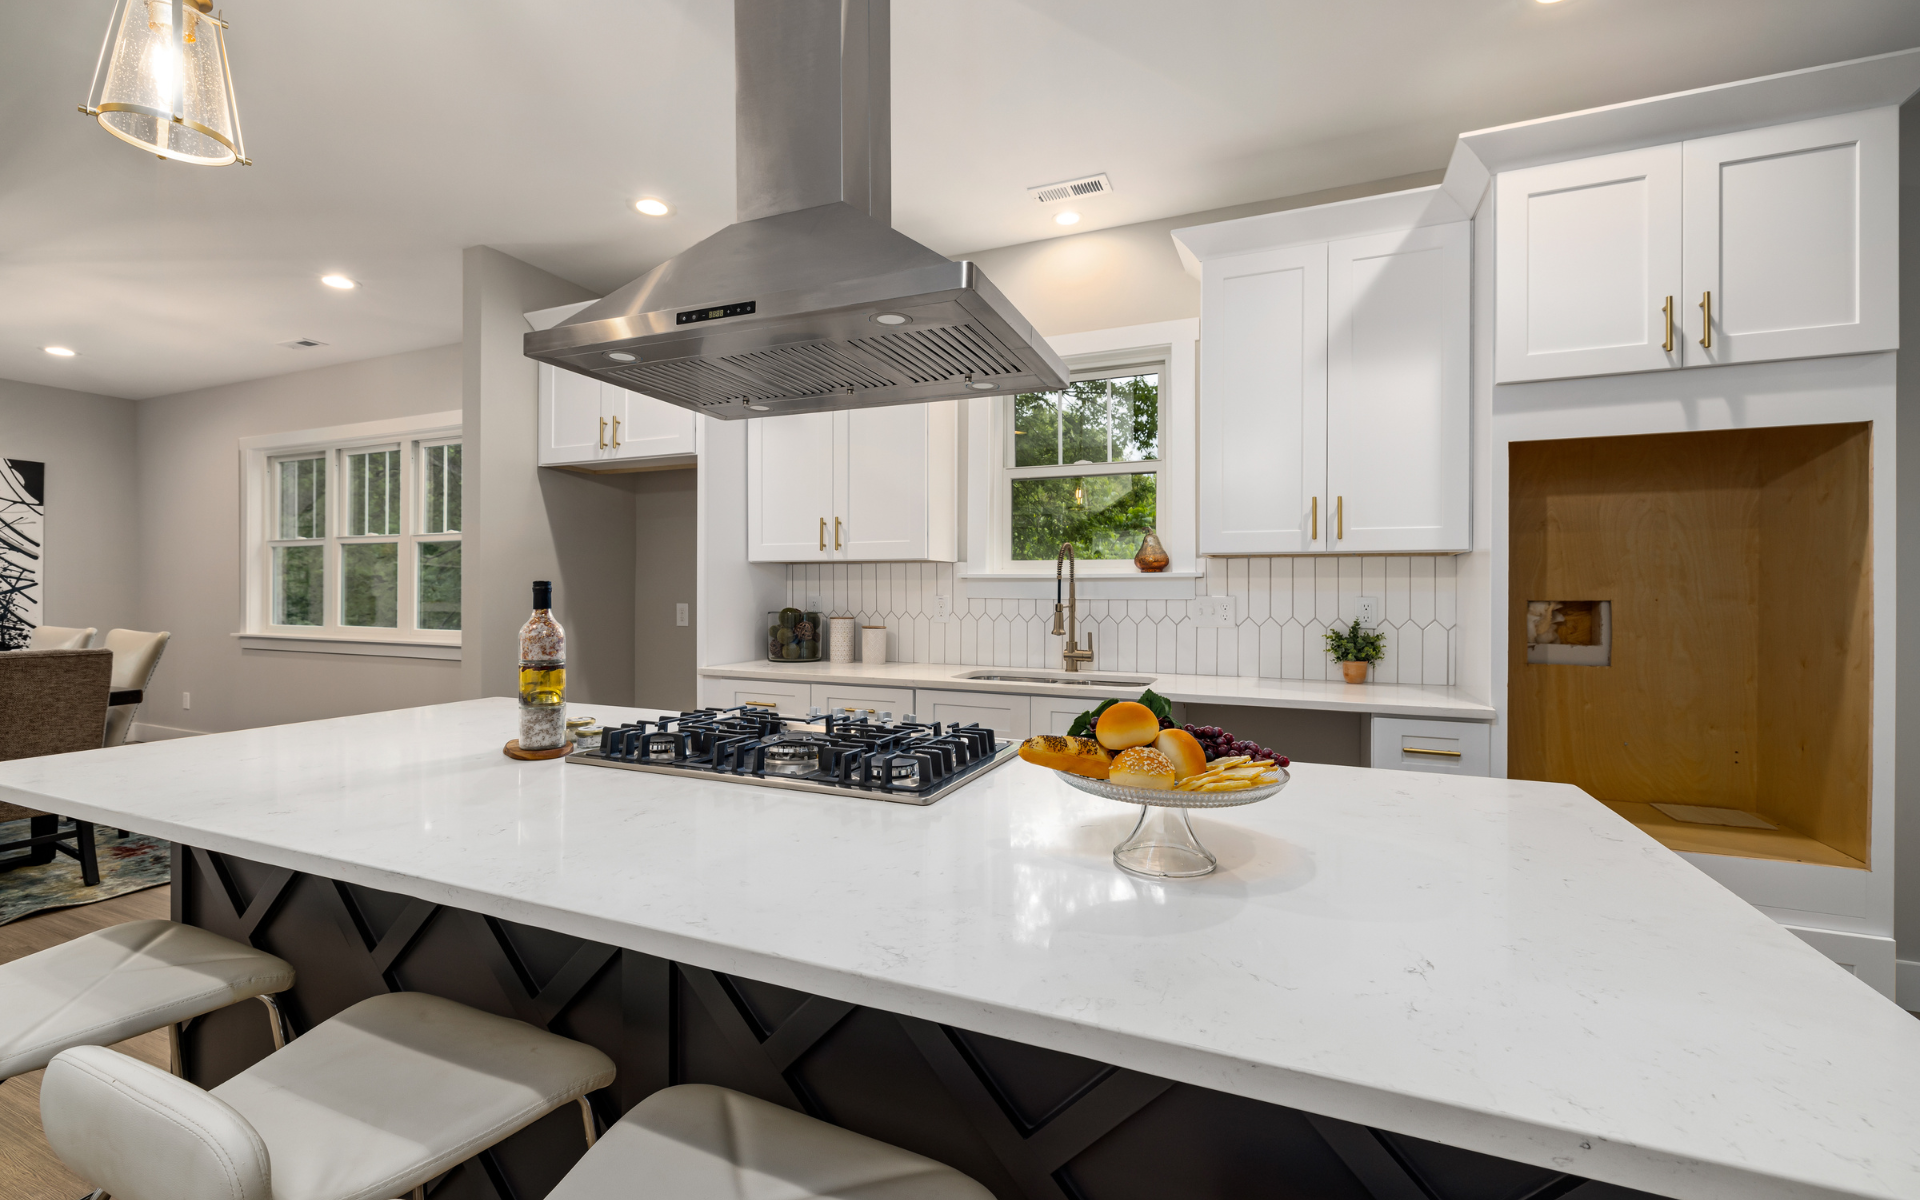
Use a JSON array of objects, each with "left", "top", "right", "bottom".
[
  {"left": 245, "top": 414, "right": 462, "bottom": 651},
  {"left": 1006, "top": 365, "right": 1163, "bottom": 564}
]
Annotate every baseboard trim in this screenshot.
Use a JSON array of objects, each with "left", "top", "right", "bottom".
[
  {"left": 1898, "top": 959, "right": 1920, "bottom": 1012},
  {"left": 130, "top": 721, "right": 207, "bottom": 741}
]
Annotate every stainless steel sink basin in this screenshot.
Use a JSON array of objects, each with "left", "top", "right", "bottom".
[{"left": 958, "top": 670, "right": 1155, "bottom": 688}]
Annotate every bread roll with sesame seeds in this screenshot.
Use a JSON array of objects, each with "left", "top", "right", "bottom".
[{"left": 1109, "top": 746, "right": 1177, "bottom": 790}]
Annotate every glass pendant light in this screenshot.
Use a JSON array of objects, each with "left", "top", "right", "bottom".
[{"left": 80, "top": 0, "right": 249, "bottom": 166}]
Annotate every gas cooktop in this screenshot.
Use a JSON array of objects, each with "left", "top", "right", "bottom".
[{"left": 568, "top": 706, "right": 1017, "bottom": 805}]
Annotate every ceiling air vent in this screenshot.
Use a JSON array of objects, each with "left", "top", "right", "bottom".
[
  {"left": 278, "top": 338, "right": 328, "bottom": 349},
  {"left": 1026, "top": 173, "right": 1113, "bottom": 205}
]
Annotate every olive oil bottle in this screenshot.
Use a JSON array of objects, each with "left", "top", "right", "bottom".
[{"left": 518, "top": 580, "right": 566, "bottom": 749}]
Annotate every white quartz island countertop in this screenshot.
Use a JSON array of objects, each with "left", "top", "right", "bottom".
[
  {"left": 701, "top": 658, "right": 1497, "bottom": 719},
  {"left": 2, "top": 697, "right": 1914, "bottom": 1200}
]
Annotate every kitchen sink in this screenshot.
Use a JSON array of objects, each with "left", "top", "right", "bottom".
[{"left": 958, "top": 670, "right": 1156, "bottom": 688}]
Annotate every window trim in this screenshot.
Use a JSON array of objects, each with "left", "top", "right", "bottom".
[
  {"left": 238, "top": 412, "right": 462, "bottom": 657},
  {"left": 964, "top": 320, "right": 1198, "bottom": 598}
]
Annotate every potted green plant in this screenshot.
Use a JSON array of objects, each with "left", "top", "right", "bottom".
[{"left": 1324, "top": 618, "right": 1386, "bottom": 684}]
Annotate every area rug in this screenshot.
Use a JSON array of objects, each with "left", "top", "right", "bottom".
[{"left": 0, "top": 819, "right": 170, "bottom": 925}]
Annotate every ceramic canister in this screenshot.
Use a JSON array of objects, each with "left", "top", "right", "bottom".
[
  {"left": 862, "top": 624, "right": 887, "bottom": 664},
  {"left": 829, "top": 616, "right": 857, "bottom": 664}
]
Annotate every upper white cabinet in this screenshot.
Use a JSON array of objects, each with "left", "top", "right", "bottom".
[
  {"left": 529, "top": 301, "right": 699, "bottom": 471},
  {"left": 1179, "top": 189, "right": 1472, "bottom": 557},
  {"left": 1326, "top": 224, "right": 1471, "bottom": 553},
  {"left": 1494, "top": 145, "right": 1684, "bottom": 382},
  {"left": 1198, "top": 243, "right": 1327, "bottom": 555},
  {"left": 747, "top": 401, "right": 959, "bottom": 562},
  {"left": 1495, "top": 107, "right": 1897, "bottom": 383}
]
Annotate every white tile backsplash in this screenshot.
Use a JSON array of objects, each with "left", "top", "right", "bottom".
[{"left": 785, "top": 557, "right": 1460, "bottom": 686}]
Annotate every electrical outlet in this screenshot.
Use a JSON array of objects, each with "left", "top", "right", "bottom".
[
  {"left": 675, "top": 603, "right": 689, "bottom": 627},
  {"left": 806, "top": 595, "right": 822, "bottom": 611},
  {"left": 1356, "top": 595, "right": 1382, "bottom": 628},
  {"left": 182, "top": 691, "right": 191, "bottom": 710},
  {"left": 1193, "top": 596, "right": 1235, "bottom": 628},
  {"left": 933, "top": 594, "right": 952, "bottom": 620}
]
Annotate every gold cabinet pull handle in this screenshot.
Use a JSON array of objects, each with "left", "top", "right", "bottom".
[
  {"left": 743, "top": 700, "right": 777, "bottom": 709},
  {"left": 819, "top": 517, "right": 827, "bottom": 551},
  {"left": 834, "top": 516, "right": 843, "bottom": 550},
  {"left": 1662, "top": 296, "right": 1674, "bottom": 353},
  {"left": 1337, "top": 496, "right": 1344, "bottom": 540},
  {"left": 1311, "top": 496, "right": 1318, "bottom": 541},
  {"left": 1698, "top": 290, "right": 1712, "bottom": 350},
  {"left": 598, "top": 417, "right": 607, "bottom": 450},
  {"left": 1403, "top": 747, "right": 1462, "bottom": 758},
  {"left": 610, "top": 414, "right": 621, "bottom": 448}
]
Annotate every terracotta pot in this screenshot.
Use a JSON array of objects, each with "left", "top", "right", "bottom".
[{"left": 1340, "top": 660, "right": 1369, "bottom": 684}]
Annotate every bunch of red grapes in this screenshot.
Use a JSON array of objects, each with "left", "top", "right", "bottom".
[{"left": 1182, "top": 723, "right": 1288, "bottom": 767}]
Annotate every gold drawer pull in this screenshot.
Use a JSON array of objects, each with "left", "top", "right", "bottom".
[
  {"left": 1402, "top": 746, "right": 1462, "bottom": 757},
  {"left": 743, "top": 700, "right": 778, "bottom": 709}
]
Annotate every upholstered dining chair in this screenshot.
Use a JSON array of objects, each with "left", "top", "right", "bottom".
[
  {"left": 27, "top": 625, "right": 96, "bottom": 651},
  {"left": 102, "top": 628, "right": 169, "bottom": 748},
  {"left": 0, "top": 648, "right": 114, "bottom": 886}
]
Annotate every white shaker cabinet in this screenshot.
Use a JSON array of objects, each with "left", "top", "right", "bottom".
[
  {"left": 748, "top": 402, "right": 959, "bottom": 563},
  {"left": 1197, "top": 243, "right": 1328, "bottom": 555},
  {"left": 1683, "top": 109, "right": 1898, "bottom": 366},
  {"left": 1326, "top": 224, "right": 1471, "bottom": 553},
  {"left": 1494, "top": 145, "right": 1684, "bottom": 383},
  {"left": 1182, "top": 198, "right": 1471, "bottom": 557},
  {"left": 1494, "top": 107, "right": 1897, "bottom": 383},
  {"left": 537, "top": 364, "right": 698, "bottom": 469}
]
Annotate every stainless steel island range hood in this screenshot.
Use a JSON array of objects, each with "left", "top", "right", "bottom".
[{"left": 524, "top": 0, "right": 1068, "bottom": 420}]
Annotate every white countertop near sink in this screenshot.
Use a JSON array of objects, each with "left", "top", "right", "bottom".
[
  {"left": 702, "top": 659, "right": 1496, "bottom": 720},
  {"left": 2, "top": 696, "right": 1915, "bottom": 1200}
]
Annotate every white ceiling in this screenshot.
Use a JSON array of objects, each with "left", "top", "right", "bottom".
[{"left": 5, "top": 0, "right": 1919, "bottom": 400}]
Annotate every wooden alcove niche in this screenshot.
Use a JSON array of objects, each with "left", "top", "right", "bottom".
[{"left": 1509, "top": 423, "right": 1872, "bottom": 869}]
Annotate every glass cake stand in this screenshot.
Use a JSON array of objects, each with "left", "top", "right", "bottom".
[{"left": 1055, "top": 768, "right": 1290, "bottom": 878}]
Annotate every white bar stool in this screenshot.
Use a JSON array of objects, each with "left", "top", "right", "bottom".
[
  {"left": 0, "top": 919, "right": 294, "bottom": 1082},
  {"left": 41, "top": 990, "right": 616, "bottom": 1200},
  {"left": 547, "top": 1083, "right": 994, "bottom": 1200}
]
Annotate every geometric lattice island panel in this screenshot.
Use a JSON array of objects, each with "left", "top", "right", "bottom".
[{"left": 173, "top": 846, "right": 1664, "bottom": 1200}]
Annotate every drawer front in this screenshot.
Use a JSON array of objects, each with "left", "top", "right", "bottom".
[
  {"left": 1370, "top": 716, "right": 1490, "bottom": 775},
  {"left": 811, "top": 684, "right": 916, "bottom": 721},
  {"left": 1029, "top": 694, "right": 1136, "bottom": 737},
  {"left": 914, "top": 689, "right": 1029, "bottom": 741},
  {"left": 700, "top": 678, "right": 811, "bottom": 717}
]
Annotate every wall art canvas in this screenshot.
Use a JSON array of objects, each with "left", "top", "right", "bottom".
[{"left": 0, "top": 460, "right": 45, "bottom": 650}]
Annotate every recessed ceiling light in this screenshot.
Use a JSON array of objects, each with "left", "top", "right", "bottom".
[
  {"left": 321, "top": 275, "right": 356, "bottom": 289},
  {"left": 748, "top": 404, "right": 770, "bottom": 411},
  {"left": 871, "top": 312, "right": 910, "bottom": 326},
  {"left": 634, "top": 197, "right": 671, "bottom": 217},
  {"left": 1055, "top": 211, "right": 1081, "bottom": 226},
  {"left": 607, "top": 351, "right": 637, "bottom": 362},
  {"left": 43, "top": 346, "right": 76, "bottom": 357}
]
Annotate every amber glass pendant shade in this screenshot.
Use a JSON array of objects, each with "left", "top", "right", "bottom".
[
  {"left": 82, "top": 0, "right": 249, "bottom": 166},
  {"left": 1133, "top": 528, "right": 1170, "bottom": 572}
]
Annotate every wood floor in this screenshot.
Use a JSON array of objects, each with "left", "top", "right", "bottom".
[{"left": 0, "top": 885, "right": 171, "bottom": 1200}]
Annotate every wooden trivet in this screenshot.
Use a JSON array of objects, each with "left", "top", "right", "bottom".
[{"left": 503, "top": 739, "right": 573, "bottom": 761}]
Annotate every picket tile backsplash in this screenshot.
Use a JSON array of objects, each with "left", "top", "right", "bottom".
[{"left": 785, "top": 556, "right": 1458, "bottom": 686}]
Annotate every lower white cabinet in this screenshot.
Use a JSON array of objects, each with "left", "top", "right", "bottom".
[
  {"left": 700, "top": 677, "right": 811, "bottom": 717},
  {"left": 1368, "top": 716, "right": 1490, "bottom": 776},
  {"left": 811, "top": 684, "right": 915, "bottom": 721},
  {"left": 916, "top": 690, "right": 1030, "bottom": 740}
]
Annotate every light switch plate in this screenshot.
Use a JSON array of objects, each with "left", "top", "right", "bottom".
[
  {"left": 1356, "top": 595, "right": 1381, "bottom": 628},
  {"left": 934, "top": 594, "right": 952, "bottom": 620},
  {"left": 675, "top": 603, "right": 689, "bottom": 627},
  {"left": 1193, "top": 596, "right": 1235, "bottom": 628}
]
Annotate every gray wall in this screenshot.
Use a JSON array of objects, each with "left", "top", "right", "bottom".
[
  {"left": 461, "top": 246, "right": 639, "bottom": 707},
  {"left": 133, "top": 344, "right": 467, "bottom": 735},
  {"left": 633, "top": 467, "right": 698, "bottom": 711},
  {"left": 0, "top": 379, "right": 140, "bottom": 638},
  {"left": 957, "top": 170, "right": 1443, "bottom": 335},
  {"left": 1896, "top": 98, "right": 1918, "bottom": 986}
]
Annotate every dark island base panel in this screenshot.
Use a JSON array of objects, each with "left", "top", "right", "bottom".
[{"left": 173, "top": 846, "right": 1663, "bottom": 1200}]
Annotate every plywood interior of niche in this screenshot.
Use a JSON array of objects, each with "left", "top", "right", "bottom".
[{"left": 1508, "top": 424, "right": 1871, "bottom": 869}]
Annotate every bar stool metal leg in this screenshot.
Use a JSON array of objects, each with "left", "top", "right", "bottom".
[
  {"left": 258, "top": 993, "right": 291, "bottom": 1050},
  {"left": 579, "top": 1096, "right": 598, "bottom": 1148}
]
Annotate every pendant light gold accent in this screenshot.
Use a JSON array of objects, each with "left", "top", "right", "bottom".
[{"left": 79, "top": 0, "right": 249, "bottom": 166}]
